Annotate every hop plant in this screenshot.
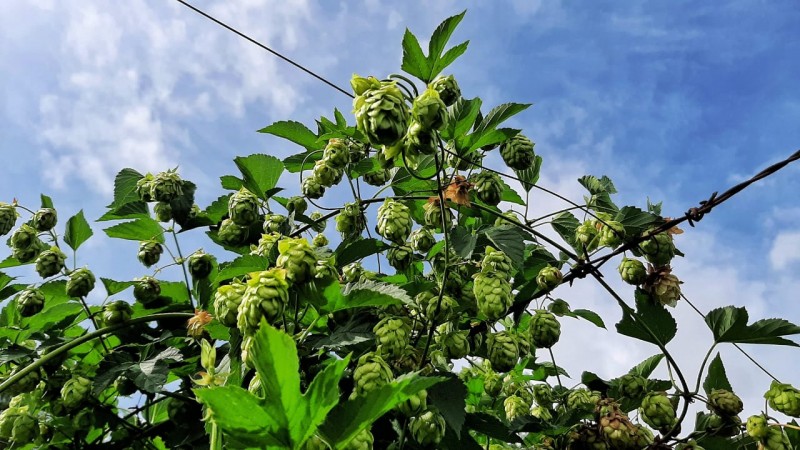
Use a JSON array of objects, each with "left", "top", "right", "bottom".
[
  {"left": 575, "top": 220, "right": 599, "bottom": 253},
  {"left": 342, "top": 262, "right": 365, "bottom": 283},
  {"left": 429, "top": 74, "right": 461, "bottom": 106},
  {"left": 376, "top": 199, "right": 412, "bottom": 244},
  {"left": 10, "top": 224, "right": 46, "bottom": 263},
  {"left": 213, "top": 282, "right": 246, "bottom": 327},
  {"left": 618, "top": 257, "right": 647, "bottom": 285},
  {"left": 567, "top": 388, "right": 601, "bottom": 413},
  {"left": 264, "top": 214, "right": 290, "bottom": 235},
  {"left": 746, "top": 414, "right": 770, "bottom": 440},
  {"left": 425, "top": 294, "right": 457, "bottom": 323},
  {"left": 362, "top": 168, "right": 391, "bottom": 186},
  {"left": 640, "top": 391, "right": 677, "bottom": 432},
  {"left": 350, "top": 74, "right": 381, "bottom": 95},
  {"left": 762, "top": 426, "right": 793, "bottom": 450},
  {"left": 597, "top": 400, "right": 640, "bottom": 449},
  {"left": 150, "top": 170, "right": 183, "bottom": 203},
  {"left": 472, "top": 171, "right": 504, "bottom": 206},
  {"left": 237, "top": 268, "right": 290, "bottom": 333},
  {"left": 437, "top": 325, "right": 470, "bottom": 359},
  {"left": 32, "top": 207, "right": 57, "bottom": 232},
  {"left": 323, "top": 138, "right": 351, "bottom": 168},
  {"left": 343, "top": 428, "right": 374, "bottom": 450},
  {"left": 529, "top": 310, "right": 561, "bottom": 349},
  {"left": 102, "top": 300, "right": 133, "bottom": 325},
  {"left": 474, "top": 271, "right": 512, "bottom": 321},
  {"left": 398, "top": 390, "right": 428, "bottom": 417},
  {"left": 533, "top": 383, "right": 554, "bottom": 408},
  {"left": 499, "top": 134, "right": 535, "bottom": 170},
  {"left": 704, "top": 413, "right": 742, "bottom": 437},
  {"left": 639, "top": 231, "right": 676, "bottom": 267},
  {"left": 312, "top": 233, "right": 328, "bottom": 247},
  {"left": 387, "top": 244, "right": 414, "bottom": 271},
  {"left": 486, "top": 331, "right": 519, "bottom": 372},
  {"left": 16, "top": 288, "right": 45, "bottom": 317},
  {"left": 409, "top": 228, "right": 435, "bottom": 253},
  {"left": 708, "top": 389, "right": 744, "bottom": 417},
  {"left": 352, "top": 77, "right": 409, "bottom": 147},
  {"left": 302, "top": 176, "right": 326, "bottom": 199},
  {"left": 336, "top": 202, "right": 366, "bottom": 238},
  {"left": 409, "top": 409, "right": 447, "bottom": 446},
  {"left": 218, "top": 219, "right": 250, "bottom": 246},
  {"left": 505, "top": 395, "right": 530, "bottom": 422},
  {"left": 676, "top": 440, "right": 705, "bottom": 450},
  {"left": 0, "top": 202, "right": 18, "bottom": 236},
  {"left": 228, "top": 188, "right": 260, "bottom": 226},
  {"left": 133, "top": 276, "right": 161, "bottom": 306},
  {"left": 313, "top": 158, "right": 344, "bottom": 187},
  {"left": 64, "top": 267, "right": 95, "bottom": 298},
  {"left": 154, "top": 201, "right": 172, "bottom": 222},
  {"left": 423, "top": 199, "right": 453, "bottom": 232},
  {"left": 276, "top": 237, "right": 317, "bottom": 283},
  {"left": 481, "top": 246, "right": 514, "bottom": 279},
  {"left": 403, "top": 120, "right": 437, "bottom": 156},
  {"left": 531, "top": 405, "right": 553, "bottom": 421},
  {"left": 352, "top": 352, "right": 393, "bottom": 397},
  {"left": 302, "top": 434, "right": 329, "bottom": 450},
  {"left": 0, "top": 406, "right": 37, "bottom": 444},
  {"left": 35, "top": 246, "right": 66, "bottom": 278},
  {"left": 597, "top": 220, "right": 625, "bottom": 248},
  {"left": 286, "top": 196, "right": 308, "bottom": 216},
  {"left": 61, "top": 376, "right": 91, "bottom": 409},
  {"left": 374, "top": 316, "right": 412, "bottom": 356},
  {"left": 567, "top": 424, "right": 607, "bottom": 450},
  {"left": 188, "top": 251, "right": 215, "bottom": 279},
  {"left": 645, "top": 268, "right": 682, "bottom": 307},
  {"left": 765, "top": 380, "right": 800, "bottom": 417},
  {"left": 137, "top": 240, "right": 164, "bottom": 267},
  {"left": 536, "top": 266, "right": 563, "bottom": 291},
  {"left": 136, "top": 173, "right": 155, "bottom": 202},
  {"left": 446, "top": 146, "right": 482, "bottom": 170},
  {"left": 251, "top": 232, "right": 282, "bottom": 257},
  {"left": 411, "top": 87, "right": 447, "bottom": 130},
  {"left": 495, "top": 210, "right": 521, "bottom": 227},
  {"left": 615, "top": 373, "right": 647, "bottom": 399}
]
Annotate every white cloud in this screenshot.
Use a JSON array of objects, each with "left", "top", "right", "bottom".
[{"left": 769, "top": 230, "right": 800, "bottom": 270}]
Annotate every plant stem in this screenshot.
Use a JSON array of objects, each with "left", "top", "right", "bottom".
[
  {"left": 171, "top": 229, "right": 196, "bottom": 309},
  {"left": 548, "top": 347, "right": 563, "bottom": 388},
  {"left": 694, "top": 343, "right": 717, "bottom": 393}
]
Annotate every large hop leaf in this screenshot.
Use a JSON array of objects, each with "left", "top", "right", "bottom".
[
  {"left": 376, "top": 199, "right": 412, "bottom": 244},
  {"left": 499, "top": 134, "right": 535, "bottom": 170},
  {"left": 474, "top": 271, "right": 512, "bottom": 321},
  {"left": 353, "top": 79, "right": 409, "bottom": 147},
  {"left": 529, "top": 310, "right": 561, "bottom": 349},
  {"left": 471, "top": 171, "right": 504, "bottom": 206},
  {"left": 429, "top": 74, "right": 461, "bottom": 107},
  {"left": 228, "top": 188, "right": 260, "bottom": 226},
  {"left": 765, "top": 380, "right": 800, "bottom": 417},
  {"left": 276, "top": 237, "right": 317, "bottom": 283},
  {"left": 236, "top": 268, "right": 290, "bottom": 333},
  {"left": 411, "top": 87, "right": 447, "bottom": 130}
]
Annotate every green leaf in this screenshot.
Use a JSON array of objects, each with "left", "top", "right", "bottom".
[
  {"left": 427, "top": 376, "right": 467, "bottom": 438},
  {"left": 578, "top": 175, "right": 617, "bottom": 195},
  {"left": 400, "top": 29, "right": 430, "bottom": 81},
  {"left": 484, "top": 225, "right": 528, "bottom": 268},
  {"left": 450, "top": 226, "right": 477, "bottom": 259},
  {"left": 40, "top": 194, "right": 54, "bottom": 209},
  {"left": 705, "top": 306, "right": 800, "bottom": 346},
  {"left": 572, "top": 309, "right": 606, "bottom": 329},
  {"left": 234, "top": 154, "right": 284, "bottom": 200},
  {"left": 282, "top": 151, "right": 324, "bottom": 173},
  {"left": 616, "top": 290, "right": 678, "bottom": 346},
  {"left": 468, "top": 103, "right": 531, "bottom": 146},
  {"left": 131, "top": 347, "right": 183, "bottom": 393},
  {"left": 64, "top": 210, "right": 93, "bottom": 251},
  {"left": 215, "top": 255, "right": 271, "bottom": 284},
  {"left": 514, "top": 155, "right": 542, "bottom": 192},
  {"left": 250, "top": 324, "right": 299, "bottom": 432},
  {"left": 615, "top": 206, "right": 657, "bottom": 237},
  {"left": 107, "top": 168, "right": 144, "bottom": 209},
  {"left": 21, "top": 301, "right": 83, "bottom": 332},
  {"left": 103, "top": 218, "right": 164, "bottom": 243},
  {"left": 100, "top": 278, "right": 134, "bottom": 296},
  {"left": 319, "top": 373, "right": 445, "bottom": 448},
  {"left": 464, "top": 413, "right": 523, "bottom": 443},
  {"left": 195, "top": 386, "right": 287, "bottom": 447},
  {"left": 432, "top": 40, "right": 469, "bottom": 78},
  {"left": 293, "top": 356, "right": 351, "bottom": 446},
  {"left": 320, "top": 280, "right": 413, "bottom": 314},
  {"left": 349, "top": 157, "right": 381, "bottom": 178},
  {"left": 96, "top": 201, "right": 150, "bottom": 222},
  {"left": 550, "top": 212, "right": 580, "bottom": 251},
  {"left": 428, "top": 10, "right": 466, "bottom": 67},
  {"left": 334, "top": 239, "right": 388, "bottom": 268},
  {"left": 703, "top": 353, "right": 733, "bottom": 396},
  {"left": 204, "top": 195, "right": 230, "bottom": 223},
  {"left": 628, "top": 354, "right": 665, "bottom": 378},
  {"left": 442, "top": 97, "right": 482, "bottom": 141},
  {"left": 499, "top": 178, "right": 525, "bottom": 205},
  {"left": 220, "top": 175, "right": 244, "bottom": 191},
  {"left": 258, "top": 120, "right": 323, "bottom": 152}
]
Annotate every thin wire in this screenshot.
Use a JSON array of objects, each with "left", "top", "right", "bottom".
[{"left": 174, "top": 0, "right": 354, "bottom": 99}]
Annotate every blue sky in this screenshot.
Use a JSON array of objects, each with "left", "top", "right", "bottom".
[{"left": 2, "top": 0, "right": 799, "bottom": 423}]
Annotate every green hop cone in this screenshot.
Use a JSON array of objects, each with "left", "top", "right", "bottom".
[
  {"left": 138, "top": 240, "right": 164, "bottom": 267},
  {"left": 423, "top": 199, "right": 453, "bottom": 232},
  {"left": 136, "top": 173, "right": 155, "bottom": 202},
  {"left": 566, "top": 388, "right": 601, "bottom": 413},
  {"left": 529, "top": 310, "right": 561, "bottom": 349},
  {"left": 533, "top": 383, "right": 554, "bottom": 408},
  {"left": 150, "top": 170, "right": 183, "bottom": 203},
  {"left": 0, "top": 406, "right": 37, "bottom": 444},
  {"left": 640, "top": 231, "right": 676, "bottom": 266},
  {"left": 352, "top": 352, "right": 393, "bottom": 397},
  {"left": 336, "top": 202, "right": 366, "bottom": 238},
  {"left": 32, "top": 207, "right": 57, "bottom": 232},
  {"left": 597, "top": 220, "right": 625, "bottom": 248},
  {"left": 474, "top": 271, "right": 512, "bottom": 321},
  {"left": 486, "top": 331, "right": 519, "bottom": 372},
  {"left": 313, "top": 158, "right": 343, "bottom": 187},
  {"left": 376, "top": 199, "right": 412, "bottom": 244},
  {"left": 302, "top": 434, "right": 328, "bottom": 450},
  {"left": 66, "top": 267, "right": 96, "bottom": 298},
  {"left": 531, "top": 405, "right": 553, "bottom": 421},
  {"left": 403, "top": 120, "right": 437, "bottom": 156},
  {"left": 411, "top": 87, "right": 447, "bottom": 130},
  {"left": 342, "top": 262, "right": 364, "bottom": 283},
  {"left": 437, "top": 325, "right": 471, "bottom": 359},
  {"left": 425, "top": 294, "right": 457, "bottom": 323},
  {"left": 429, "top": 74, "right": 461, "bottom": 106},
  {"left": 708, "top": 389, "right": 744, "bottom": 417},
  {"left": 646, "top": 269, "right": 683, "bottom": 307},
  {"left": 374, "top": 316, "right": 412, "bottom": 356},
  {"left": 362, "top": 168, "right": 391, "bottom": 186},
  {"left": 217, "top": 218, "right": 249, "bottom": 246},
  {"left": 302, "top": 176, "right": 326, "bottom": 199},
  {"left": 346, "top": 139, "right": 368, "bottom": 163},
  {"left": 618, "top": 257, "right": 647, "bottom": 285},
  {"left": 575, "top": 220, "right": 599, "bottom": 253},
  {"left": 410, "top": 409, "right": 447, "bottom": 446},
  {"left": 765, "top": 380, "right": 800, "bottom": 417},
  {"left": 237, "top": 268, "right": 290, "bottom": 333},
  {"left": 343, "top": 428, "right": 374, "bottom": 450},
  {"left": 499, "top": 134, "right": 535, "bottom": 170},
  {"left": 615, "top": 373, "right": 647, "bottom": 399},
  {"left": 640, "top": 391, "right": 677, "bottom": 433},
  {"left": 276, "top": 237, "right": 317, "bottom": 283},
  {"left": 323, "top": 138, "right": 351, "bottom": 169},
  {"left": 536, "top": 266, "right": 563, "bottom": 291},
  {"left": 0, "top": 202, "right": 18, "bottom": 236},
  {"left": 213, "top": 281, "right": 246, "bottom": 327},
  {"left": 10, "top": 224, "right": 46, "bottom": 263},
  {"left": 154, "top": 201, "right": 172, "bottom": 222},
  {"left": 398, "top": 390, "right": 428, "bottom": 417},
  {"left": 353, "top": 79, "right": 409, "bottom": 147},
  {"left": 286, "top": 196, "right": 308, "bottom": 216},
  {"left": 597, "top": 400, "right": 638, "bottom": 448},
  {"left": 746, "top": 414, "right": 770, "bottom": 440},
  {"left": 704, "top": 413, "right": 742, "bottom": 437},
  {"left": 228, "top": 188, "right": 260, "bottom": 226},
  {"left": 133, "top": 276, "right": 161, "bottom": 306},
  {"left": 251, "top": 232, "right": 281, "bottom": 257},
  {"left": 35, "top": 246, "right": 66, "bottom": 278},
  {"left": 472, "top": 171, "right": 504, "bottom": 206},
  {"left": 763, "top": 426, "right": 793, "bottom": 450},
  {"left": 505, "top": 395, "right": 530, "bottom": 422},
  {"left": 264, "top": 214, "right": 290, "bottom": 235},
  {"left": 102, "top": 300, "right": 133, "bottom": 326},
  {"left": 61, "top": 376, "right": 91, "bottom": 409},
  {"left": 481, "top": 246, "right": 514, "bottom": 279},
  {"left": 16, "top": 288, "right": 45, "bottom": 317},
  {"left": 312, "top": 234, "right": 328, "bottom": 247},
  {"left": 350, "top": 74, "right": 381, "bottom": 96},
  {"left": 495, "top": 210, "right": 521, "bottom": 227},
  {"left": 387, "top": 244, "right": 414, "bottom": 271},
  {"left": 309, "top": 211, "right": 326, "bottom": 232},
  {"left": 188, "top": 251, "right": 215, "bottom": 279},
  {"left": 409, "top": 228, "right": 435, "bottom": 253}
]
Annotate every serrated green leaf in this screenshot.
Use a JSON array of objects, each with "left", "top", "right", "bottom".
[
  {"left": 427, "top": 376, "right": 467, "bottom": 438},
  {"left": 334, "top": 239, "right": 388, "bottom": 268},
  {"left": 349, "top": 157, "right": 381, "bottom": 178},
  {"left": 258, "top": 120, "right": 323, "bottom": 152},
  {"left": 21, "top": 301, "right": 83, "bottom": 332},
  {"left": 234, "top": 154, "right": 284, "bottom": 200},
  {"left": 578, "top": 175, "right": 617, "bottom": 195},
  {"left": 204, "top": 195, "right": 230, "bottom": 223},
  {"left": 628, "top": 354, "right": 665, "bottom": 378},
  {"left": 96, "top": 201, "right": 150, "bottom": 222},
  {"left": 571, "top": 309, "right": 606, "bottom": 329},
  {"left": 450, "top": 226, "right": 477, "bottom": 259},
  {"left": 319, "top": 280, "right": 412, "bottom": 314},
  {"left": 550, "top": 211, "right": 580, "bottom": 251},
  {"left": 616, "top": 290, "right": 677, "bottom": 346},
  {"left": 484, "top": 225, "right": 528, "bottom": 269},
  {"left": 499, "top": 178, "right": 525, "bottom": 205},
  {"left": 108, "top": 168, "right": 144, "bottom": 209},
  {"left": 428, "top": 10, "right": 466, "bottom": 65},
  {"left": 514, "top": 155, "right": 542, "bottom": 192},
  {"left": 703, "top": 353, "right": 733, "bottom": 396},
  {"left": 101, "top": 278, "right": 134, "bottom": 296},
  {"left": 464, "top": 413, "right": 523, "bottom": 443},
  {"left": 40, "top": 194, "right": 54, "bottom": 209},
  {"left": 705, "top": 306, "right": 800, "bottom": 346},
  {"left": 103, "top": 218, "right": 164, "bottom": 243},
  {"left": 64, "top": 210, "right": 93, "bottom": 251},
  {"left": 442, "top": 97, "right": 483, "bottom": 142},
  {"left": 293, "top": 356, "right": 350, "bottom": 446},
  {"left": 220, "top": 175, "right": 244, "bottom": 191},
  {"left": 468, "top": 127, "right": 519, "bottom": 153},
  {"left": 194, "top": 386, "right": 286, "bottom": 447},
  {"left": 615, "top": 206, "right": 657, "bottom": 237},
  {"left": 471, "top": 103, "right": 531, "bottom": 140},
  {"left": 159, "top": 281, "right": 190, "bottom": 304},
  {"left": 215, "top": 255, "right": 271, "bottom": 284},
  {"left": 432, "top": 40, "right": 469, "bottom": 77},
  {"left": 581, "top": 371, "right": 611, "bottom": 394},
  {"left": 282, "top": 151, "right": 324, "bottom": 173},
  {"left": 401, "top": 29, "right": 430, "bottom": 81}
]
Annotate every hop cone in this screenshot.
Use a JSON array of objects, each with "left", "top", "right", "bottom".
[
  {"left": 536, "top": 266, "right": 563, "bottom": 291},
  {"left": 499, "top": 134, "right": 535, "bottom": 170},
  {"left": 302, "top": 176, "right": 326, "bottom": 199},
  {"left": 217, "top": 219, "right": 249, "bottom": 246},
  {"left": 352, "top": 352, "right": 393, "bottom": 397},
  {"left": 102, "top": 300, "right": 133, "bottom": 325},
  {"left": 10, "top": 224, "right": 46, "bottom": 263},
  {"left": 276, "top": 237, "right": 317, "bottom": 283},
  {"left": 16, "top": 288, "right": 45, "bottom": 317},
  {"left": 640, "top": 231, "right": 676, "bottom": 266},
  {"left": 486, "top": 331, "right": 519, "bottom": 372},
  {"left": 350, "top": 74, "right": 381, "bottom": 95},
  {"left": 387, "top": 245, "right": 414, "bottom": 271},
  {"left": 529, "top": 310, "right": 561, "bottom": 349},
  {"left": 481, "top": 246, "right": 514, "bottom": 279},
  {"left": 286, "top": 196, "right": 308, "bottom": 216},
  {"left": 765, "top": 380, "right": 800, "bottom": 417},
  {"left": 35, "top": 246, "right": 66, "bottom": 278},
  {"left": 398, "top": 390, "right": 428, "bottom": 417},
  {"left": 150, "top": 170, "right": 183, "bottom": 203},
  {"left": 423, "top": 199, "right": 453, "bottom": 232},
  {"left": 597, "top": 220, "right": 625, "bottom": 248},
  {"left": 575, "top": 220, "right": 599, "bottom": 253},
  {"left": 228, "top": 188, "right": 260, "bottom": 226},
  {"left": 302, "top": 435, "right": 328, "bottom": 450},
  {"left": 376, "top": 199, "right": 412, "bottom": 244},
  {"left": 136, "top": 173, "right": 155, "bottom": 202},
  {"left": 425, "top": 294, "right": 457, "bottom": 323},
  {"left": 704, "top": 413, "right": 742, "bottom": 437},
  {"left": 615, "top": 373, "right": 647, "bottom": 399},
  {"left": 505, "top": 395, "right": 530, "bottom": 422},
  {"left": 403, "top": 120, "right": 437, "bottom": 156},
  {"left": 32, "top": 207, "right": 57, "bottom": 232},
  {"left": 437, "top": 324, "right": 470, "bottom": 359},
  {"left": 133, "top": 276, "right": 161, "bottom": 306},
  {"left": 188, "top": 251, "right": 215, "bottom": 279},
  {"left": 429, "top": 74, "right": 461, "bottom": 106},
  {"left": 0, "top": 202, "right": 18, "bottom": 236},
  {"left": 746, "top": 415, "right": 770, "bottom": 440},
  {"left": 763, "top": 426, "right": 793, "bottom": 450},
  {"left": 362, "top": 168, "right": 390, "bottom": 186},
  {"left": 251, "top": 232, "right": 282, "bottom": 257},
  {"left": 0, "top": 407, "right": 37, "bottom": 444},
  {"left": 374, "top": 316, "right": 412, "bottom": 356},
  {"left": 412, "top": 87, "right": 447, "bottom": 130},
  {"left": 66, "top": 267, "right": 95, "bottom": 298},
  {"left": 342, "top": 262, "right": 365, "bottom": 283},
  {"left": 568, "top": 424, "right": 608, "bottom": 450},
  {"left": 137, "top": 240, "right": 164, "bottom": 267},
  {"left": 567, "top": 388, "right": 601, "bottom": 413},
  {"left": 346, "top": 139, "right": 368, "bottom": 163},
  {"left": 708, "top": 389, "right": 743, "bottom": 417},
  {"left": 474, "top": 271, "right": 512, "bottom": 321},
  {"left": 495, "top": 210, "right": 521, "bottom": 227},
  {"left": 409, "top": 409, "right": 447, "bottom": 446},
  {"left": 308, "top": 211, "right": 326, "bottom": 232},
  {"left": 533, "top": 383, "right": 554, "bottom": 408},
  {"left": 640, "top": 391, "right": 676, "bottom": 432},
  {"left": 313, "top": 158, "right": 343, "bottom": 187},
  {"left": 323, "top": 138, "right": 350, "bottom": 168},
  {"left": 531, "top": 405, "right": 553, "bottom": 421},
  {"left": 618, "top": 258, "right": 647, "bottom": 285},
  {"left": 353, "top": 79, "right": 409, "bottom": 147},
  {"left": 262, "top": 214, "right": 289, "bottom": 235},
  {"left": 336, "top": 202, "right": 366, "bottom": 238},
  {"left": 343, "top": 428, "right": 374, "bottom": 450},
  {"left": 237, "top": 268, "right": 290, "bottom": 333},
  {"left": 646, "top": 269, "right": 682, "bottom": 307},
  {"left": 61, "top": 376, "right": 91, "bottom": 409},
  {"left": 154, "top": 201, "right": 172, "bottom": 222},
  {"left": 409, "top": 228, "right": 435, "bottom": 253},
  {"left": 597, "top": 400, "right": 638, "bottom": 449},
  {"left": 312, "top": 234, "right": 328, "bottom": 247},
  {"left": 472, "top": 171, "right": 504, "bottom": 206}
]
